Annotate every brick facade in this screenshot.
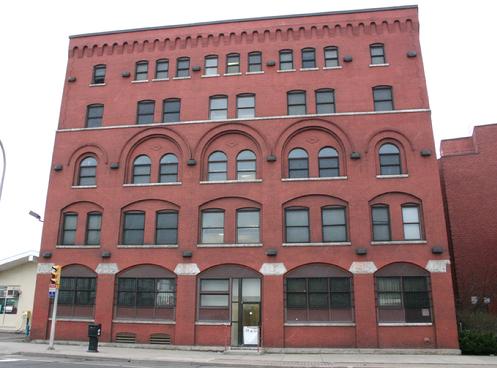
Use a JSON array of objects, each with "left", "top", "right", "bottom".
[{"left": 31, "top": 6, "right": 459, "bottom": 349}]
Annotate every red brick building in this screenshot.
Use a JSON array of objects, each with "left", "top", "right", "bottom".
[
  {"left": 440, "top": 124, "right": 497, "bottom": 315},
  {"left": 31, "top": 6, "right": 459, "bottom": 350}
]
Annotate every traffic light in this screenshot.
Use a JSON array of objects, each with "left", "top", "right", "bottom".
[{"left": 50, "top": 265, "right": 61, "bottom": 287}]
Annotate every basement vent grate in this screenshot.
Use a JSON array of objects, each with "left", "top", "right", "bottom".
[
  {"left": 149, "top": 333, "right": 171, "bottom": 345},
  {"left": 115, "top": 332, "right": 136, "bottom": 343}
]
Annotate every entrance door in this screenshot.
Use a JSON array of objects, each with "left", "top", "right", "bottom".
[{"left": 230, "top": 278, "right": 261, "bottom": 346}]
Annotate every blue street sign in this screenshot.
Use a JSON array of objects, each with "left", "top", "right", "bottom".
[{"left": 48, "top": 291, "right": 56, "bottom": 298}]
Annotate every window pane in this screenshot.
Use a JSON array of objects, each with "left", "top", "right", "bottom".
[
  {"left": 201, "top": 279, "right": 229, "bottom": 292},
  {"left": 404, "top": 224, "right": 421, "bottom": 240},
  {"left": 157, "top": 212, "right": 177, "bottom": 228},
  {"left": 237, "top": 228, "right": 259, "bottom": 243},
  {"left": 156, "top": 229, "right": 177, "bottom": 244},
  {"left": 286, "top": 227, "right": 309, "bottom": 243},
  {"left": 237, "top": 96, "right": 254, "bottom": 108},
  {"left": 309, "top": 293, "right": 328, "bottom": 308},
  {"left": 289, "top": 159, "right": 308, "bottom": 170},
  {"left": 286, "top": 210, "right": 309, "bottom": 226},
  {"left": 202, "top": 212, "right": 223, "bottom": 227},
  {"left": 324, "top": 225, "right": 347, "bottom": 242},
  {"left": 404, "top": 277, "right": 428, "bottom": 292},
  {"left": 237, "top": 211, "right": 259, "bottom": 227},
  {"left": 288, "top": 105, "right": 306, "bottom": 115},
  {"left": 288, "top": 93, "right": 305, "bottom": 105},
  {"left": 287, "top": 293, "right": 306, "bottom": 308},
  {"left": 309, "top": 278, "right": 327, "bottom": 292},
  {"left": 287, "top": 279, "right": 306, "bottom": 292},
  {"left": 125, "top": 213, "right": 144, "bottom": 229},
  {"left": 202, "top": 228, "right": 224, "bottom": 243},
  {"left": 157, "top": 279, "right": 175, "bottom": 292},
  {"left": 323, "top": 208, "right": 345, "bottom": 225},
  {"left": 373, "top": 225, "right": 390, "bottom": 241},
  {"left": 377, "top": 278, "right": 401, "bottom": 292},
  {"left": 210, "top": 110, "right": 228, "bottom": 120},
  {"left": 372, "top": 207, "right": 389, "bottom": 222},
  {"left": 123, "top": 230, "right": 144, "bottom": 244},
  {"left": 201, "top": 295, "right": 229, "bottom": 307},
  {"left": 210, "top": 98, "right": 228, "bottom": 109},
  {"left": 402, "top": 207, "right": 419, "bottom": 223}
]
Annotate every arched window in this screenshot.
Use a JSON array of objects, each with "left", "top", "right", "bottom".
[
  {"left": 285, "top": 207, "right": 309, "bottom": 243},
  {"left": 163, "top": 98, "right": 180, "bottom": 123},
  {"left": 135, "top": 60, "right": 148, "bottom": 81},
  {"left": 379, "top": 143, "right": 401, "bottom": 175},
  {"left": 207, "top": 151, "right": 227, "bottom": 181},
  {"left": 322, "top": 206, "right": 347, "bottom": 242},
  {"left": 236, "top": 93, "right": 255, "bottom": 118},
  {"left": 301, "top": 47, "right": 316, "bottom": 69},
  {"left": 288, "top": 148, "right": 309, "bottom": 178},
  {"left": 286, "top": 264, "right": 353, "bottom": 322},
  {"left": 115, "top": 265, "right": 176, "bottom": 321},
  {"left": 248, "top": 51, "right": 262, "bottom": 72},
  {"left": 156, "top": 211, "right": 178, "bottom": 245},
  {"left": 85, "top": 212, "right": 102, "bottom": 245},
  {"left": 375, "top": 263, "right": 432, "bottom": 323},
  {"left": 324, "top": 46, "right": 339, "bottom": 67},
  {"left": 236, "top": 208, "right": 260, "bottom": 243},
  {"left": 279, "top": 49, "right": 294, "bottom": 70},
  {"left": 200, "top": 209, "right": 224, "bottom": 244},
  {"left": 132, "top": 155, "right": 151, "bottom": 184},
  {"left": 122, "top": 211, "right": 145, "bottom": 245},
  {"left": 315, "top": 89, "right": 336, "bottom": 114},
  {"left": 92, "top": 64, "right": 106, "bottom": 84},
  {"left": 176, "top": 57, "right": 190, "bottom": 77},
  {"left": 373, "top": 86, "right": 393, "bottom": 111},
  {"left": 60, "top": 212, "right": 77, "bottom": 245},
  {"left": 78, "top": 156, "right": 97, "bottom": 186},
  {"left": 318, "top": 147, "right": 339, "bottom": 177},
  {"left": 136, "top": 100, "right": 155, "bottom": 124},
  {"left": 159, "top": 154, "right": 178, "bottom": 183},
  {"left": 226, "top": 53, "right": 240, "bottom": 74},
  {"left": 55, "top": 265, "right": 96, "bottom": 319},
  {"left": 155, "top": 59, "right": 169, "bottom": 79},
  {"left": 287, "top": 90, "right": 306, "bottom": 115},
  {"left": 236, "top": 150, "right": 256, "bottom": 180},
  {"left": 204, "top": 55, "right": 218, "bottom": 76},
  {"left": 402, "top": 204, "right": 423, "bottom": 240}
]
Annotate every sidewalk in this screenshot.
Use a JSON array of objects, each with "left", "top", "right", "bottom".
[{"left": 1, "top": 340, "right": 497, "bottom": 367}]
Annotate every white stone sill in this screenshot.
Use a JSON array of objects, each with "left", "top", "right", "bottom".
[
  {"left": 131, "top": 79, "right": 148, "bottom": 83},
  {"left": 117, "top": 244, "right": 178, "bottom": 248},
  {"left": 113, "top": 319, "right": 175, "bottom": 325},
  {"left": 151, "top": 78, "right": 169, "bottom": 82},
  {"left": 56, "top": 245, "right": 100, "bottom": 249},
  {"left": 195, "top": 321, "right": 230, "bottom": 326},
  {"left": 371, "top": 240, "right": 427, "bottom": 245},
  {"left": 283, "top": 242, "right": 351, "bottom": 247},
  {"left": 282, "top": 176, "right": 347, "bottom": 182},
  {"left": 71, "top": 185, "right": 97, "bottom": 189},
  {"left": 197, "top": 243, "right": 262, "bottom": 248},
  {"left": 246, "top": 71, "right": 264, "bottom": 75},
  {"left": 123, "top": 182, "right": 182, "bottom": 187},
  {"left": 200, "top": 179, "right": 262, "bottom": 185},
  {"left": 277, "top": 69, "right": 296, "bottom": 73},
  {"left": 172, "top": 76, "right": 191, "bottom": 80},
  {"left": 285, "top": 322, "right": 355, "bottom": 327},
  {"left": 300, "top": 67, "right": 319, "bottom": 71},
  {"left": 378, "top": 323, "right": 432, "bottom": 327},
  {"left": 49, "top": 318, "right": 94, "bottom": 322},
  {"left": 323, "top": 66, "right": 343, "bottom": 70},
  {"left": 376, "top": 174, "right": 409, "bottom": 179},
  {"left": 58, "top": 109, "right": 431, "bottom": 133},
  {"left": 89, "top": 83, "right": 106, "bottom": 87},
  {"left": 201, "top": 74, "right": 220, "bottom": 78},
  {"left": 369, "top": 63, "right": 390, "bottom": 68},
  {"left": 223, "top": 72, "right": 242, "bottom": 77}
]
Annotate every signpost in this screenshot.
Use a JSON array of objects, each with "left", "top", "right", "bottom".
[{"left": 48, "top": 265, "right": 61, "bottom": 350}]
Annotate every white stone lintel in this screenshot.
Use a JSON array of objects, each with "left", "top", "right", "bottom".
[
  {"left": 426, "top": 260, "right": 451, "bottom": 273},
  {"left": 259, "top": 263, "right": 287, "bottom": 276},
  {"left": 37, "top": 263, "right": 55, "bottom": 274},
  {"left": 349, "top": 261, "right": 377, "bottom": 274},
  {"left": 96, "top": 263, "right": 119, "bottom": 274},
  {"left": 175, "top": 263, "right": 200, "bottom": 276}
]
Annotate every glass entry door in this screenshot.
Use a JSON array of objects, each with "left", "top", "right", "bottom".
[{"left": 230, "top": 278, "right": 261, "bottom": 346}]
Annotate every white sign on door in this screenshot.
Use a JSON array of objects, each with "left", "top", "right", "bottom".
[{"left": 243, "top": 326, "right": 259, "bottom": 345}]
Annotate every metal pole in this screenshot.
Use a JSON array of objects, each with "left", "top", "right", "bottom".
[
  {"left": 0, "top": 139, "right": 5, "bottom": 203},
  {"left": 48, "top": 288, "right": 58, "bottom": 350}
]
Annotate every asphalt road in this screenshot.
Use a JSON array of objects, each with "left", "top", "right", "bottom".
[{"left": 0, "top": 356, "right": 252, "bottom": 368}]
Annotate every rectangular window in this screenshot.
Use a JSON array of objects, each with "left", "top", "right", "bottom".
[
  {"left": 285, "top": 208, "right": 310, "bottom": 243},
  {"left": 204, "top": 56, "right": 218, "bottom": 76},
  {"left": 279, "top": 50, "right": 294, "bottom": 70},
  {"left": 377, "top": 276, "right": 431, "bottom": 323},
  {"left": 322, "top": 207, "right": 347, "bottom": 242},
  {"left": 286, "top": 277, "right": 353, "bottom": 322},
  {"left": 116, "top": 277, "right": 175, "bottom": 320},
  {"left": 237, "top": 209, "right": 260, "bottom": 244},
  {"left": 86, "top": 213, "right": 101, "bottom": 245},
  {"left": 135, "top": 61, "right": 148, "bottom": 81},
  {"left": 57, "top": 277, "right": 96, "bottom": 318},
  {"left": 92, "top": 65, "right": 106, "bottom": 84},
  {"left": 370, "top": 43, "right": 386, "bottom": 64},
  {"left": 201, "top": 211, "right": 224, "bottom": 244},
  {"left": 287, "top": 91, "right": 306, "bottom": 115},
  {"left": 324, "top": 47, "right": 339, "bottom": 67},
  {"left": 198, "top": 279, "right": 230, "bottom": 321},
  {"left": 301, "top": 48, "right": 316, "bottom": 69},
  {"left": 373, "top": 86, "right": 394, "bottom": 111},
  {"left": 372, "top": 206, "right": 391, "bottom": 241},
  {"left": 226, "top": 53, "right": 240, "bottom": 74},
  {"left": 156, "top": 211, "right": 178, "bottom": 245},
  {"left": 61, "top": 213, "right": 77, "bottom": 245},
  {"left": 155, "top": 59, "right": 169, "bottom": 79},
  {"left": 137, "top": 101, "right": 155, "bottom": 124},
  {"left": 236, "top": 94, "right": 255, "bottom": 118},
  {"left": 402, "top": 205, "right": 422, "bottom": 240},
  {"left": 122, "top": 212, "right": 145, "bottom": 245},
  {"left": 209, "top": 96, "right": 228, "bottom": 120},
  {"left": 86, "top": 105, "right": 104, "bottom": 128},
  {"left": 176, "top": 57, "right": 190, "bottom": 77},
  {"left": 163, "top": 99, "right": 180, "bottom": 123},
  {"left": 315, "top": 89, "right": 336, "bottom": 114},
  {"left": 248, "top": 52, "right": 262, "bottom": 72}
]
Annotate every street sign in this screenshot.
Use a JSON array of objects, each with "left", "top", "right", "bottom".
[{"left": 48, "top": 291, "right": 56, "bottom": 298}]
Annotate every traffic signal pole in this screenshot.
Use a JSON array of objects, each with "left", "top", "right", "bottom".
[
  {"left": 48, "top": 265, "right": 61, "bottom": 350},
  {"left": 48, "top": 287, "right": 59, "bottom": 350}
]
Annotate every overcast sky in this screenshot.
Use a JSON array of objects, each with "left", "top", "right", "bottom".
[{"left": 0, "top": 0, "right": 495, "bottom": 260}]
